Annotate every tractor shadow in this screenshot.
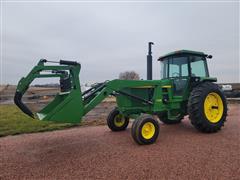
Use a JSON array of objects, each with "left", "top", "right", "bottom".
[{"left": 156, "top": 116, "right": 203, "bottom": 137}]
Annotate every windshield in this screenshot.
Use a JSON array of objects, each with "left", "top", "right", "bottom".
[{"left": 161, "top": 56, "right": 189, "bottom": 79}]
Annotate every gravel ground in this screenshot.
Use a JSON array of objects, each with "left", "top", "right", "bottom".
[{"left": 1, "top": 104, "right": 239, "bottom": 180}]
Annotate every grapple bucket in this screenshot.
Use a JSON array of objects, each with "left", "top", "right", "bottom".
[{"left": 14, "top": 59, "right": 84, "bottom": 123}]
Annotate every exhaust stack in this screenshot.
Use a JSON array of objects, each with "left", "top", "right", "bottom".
[{"left": 147, "top": 42, "right": 154, "bottom": 80}]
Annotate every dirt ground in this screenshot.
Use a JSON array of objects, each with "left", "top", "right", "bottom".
[{"left": 0, "top": 104, "right": 239, "bottom": 180}]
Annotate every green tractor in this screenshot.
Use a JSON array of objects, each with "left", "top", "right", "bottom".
[{"left": 14, "top": 43, "right": 227, "bottom": 145}]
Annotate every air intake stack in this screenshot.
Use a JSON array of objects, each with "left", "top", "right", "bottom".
[{"left": 147, "top": 42, "right": 154, "bottom": 80}]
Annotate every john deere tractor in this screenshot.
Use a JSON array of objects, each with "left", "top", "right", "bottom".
[{"left": 14, "top": 43, "right": 227, "bottom": 145}]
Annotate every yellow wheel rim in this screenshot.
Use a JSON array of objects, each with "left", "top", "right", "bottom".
[
  {"left": 114, "top": 114, "right": 125, "bottom": 127},
  {"left": 141, "top": 122, "right": 155, "bottom": 139},
  {"left": 204, "top": 92, "right": 224, "bottom": 123}
]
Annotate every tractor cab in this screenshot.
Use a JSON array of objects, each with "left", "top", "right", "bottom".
[{"left": 158, "top": 50, "right": 212, "bottom": 96}]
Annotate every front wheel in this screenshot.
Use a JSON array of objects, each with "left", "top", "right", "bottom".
[
  {"left": 131, "top": 115, "right": 159, "bottom": 145},
  {"left": 107, "top": 108, "right": 129, "bottom": 131}
]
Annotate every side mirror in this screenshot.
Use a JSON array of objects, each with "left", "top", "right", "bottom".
[{"left": 207, "top": 55, "right": 213, "bottom": 59}]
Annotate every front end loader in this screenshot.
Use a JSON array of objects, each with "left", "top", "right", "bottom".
[{"left": 14, "top": 43, "right": 227, "bottom": 145}]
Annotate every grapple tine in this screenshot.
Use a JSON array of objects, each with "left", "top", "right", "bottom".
[{"left": 14, "top": 91, "right": 34, "bottom": 118}]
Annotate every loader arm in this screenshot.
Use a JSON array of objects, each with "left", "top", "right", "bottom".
[
  {"left": 82, "top": 79, "right": 161, "bottom": 116},
  {"left": 15, "top": 59, "right": 165, "bottom": 123}
]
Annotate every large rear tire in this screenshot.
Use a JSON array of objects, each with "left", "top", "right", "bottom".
[{"left": 188, "top": 82, "right": 227, "bottom": 133}]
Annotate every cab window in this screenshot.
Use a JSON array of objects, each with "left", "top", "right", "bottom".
[
  {"left": 161, "top": 59, "right": 168, "bottom": 79},
  {"left": 190, "top": 56, "right": 208, "bottom": 77},
  {"left": 169, "top": 57, "right": 189, "bottom": 77},
  {"left": 161, "top": 56, "right": 189, "bottom": 78}
]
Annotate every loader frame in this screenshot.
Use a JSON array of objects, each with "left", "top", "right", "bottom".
[{"left": 14, "top": 59, "right": 187, "bottom": 123}]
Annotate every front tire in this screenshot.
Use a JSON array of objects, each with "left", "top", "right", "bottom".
[
  {"left": 131, "top": 115, "right": 159, "bottom": 145},
  {"left": 188, "top": 82, "right": 227, "bottom": 133},
  {"left": 107, "top": 108, "right": 129, "bottom": 131}
]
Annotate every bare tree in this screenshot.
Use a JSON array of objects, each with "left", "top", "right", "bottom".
[{"left": 119, "top": 71, "right": 140, "bottom": 80}]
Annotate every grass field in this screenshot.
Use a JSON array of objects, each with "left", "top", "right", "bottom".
[{"left": 0, "top": 104, "right": 77, "bottom": 137}]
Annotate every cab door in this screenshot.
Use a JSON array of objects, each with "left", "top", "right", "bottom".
[{"left": 168, "top": 56, "right": 190, "bottom": 98}]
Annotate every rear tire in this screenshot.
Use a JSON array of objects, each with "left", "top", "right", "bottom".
[
  {"left": 131, "top": 115, "right": 159, "bottom": 145},
  {"left": 107, "top": 108, "right": 129, "bottom": 131},
  {"left": 188, "top": 82, "right": 227, "bottom": 133}
]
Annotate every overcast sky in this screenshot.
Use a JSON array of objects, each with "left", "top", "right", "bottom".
[{"left": 1, "top": 1, "right": 239, "bottom": 85}]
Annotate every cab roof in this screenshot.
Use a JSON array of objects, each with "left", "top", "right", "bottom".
[{"left": 158, "top": 50, "right": 207, "bottom": 61}]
